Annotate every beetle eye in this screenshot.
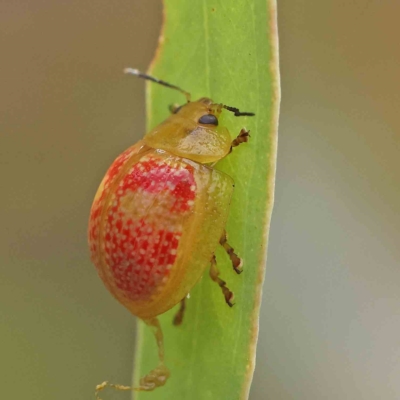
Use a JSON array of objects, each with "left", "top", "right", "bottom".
[{"left": 198, "top": 114, "right": 218, "bottom": 126}]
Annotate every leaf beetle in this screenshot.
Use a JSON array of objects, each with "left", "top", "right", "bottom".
[{"left": 89, "top": 68, "right": 254, "bottom": 397}]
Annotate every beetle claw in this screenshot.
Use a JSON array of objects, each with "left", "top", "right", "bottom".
[{"left": 226, "top": 293, "right": 235, "bottom": 307}]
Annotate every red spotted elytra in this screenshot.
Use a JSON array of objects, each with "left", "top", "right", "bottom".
[{"left": 89, "top": 68, "right": 254, "bottom": 398}]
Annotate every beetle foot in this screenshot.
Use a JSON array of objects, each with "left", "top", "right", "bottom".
[
  {"left": 232, "top": 255, "right": 243, "bottom": 274},
  {"left": 221, "top": 284, "right": 235, "bottom": 307},
  {"left": 219, "top": 230, "right": 244, "bottom": 274},
  {"left": 230, "top": 128, "right": 251, "bottom": 152},
  {"left": 137, "top": 364, "right": 170, "bottom": 391}
]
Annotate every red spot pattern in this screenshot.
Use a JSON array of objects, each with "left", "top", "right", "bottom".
[
  {"left": 90, "top": 152, "right": 196, "bottom": 301},
  {"left": 88, "top": 144, "right": 143, "bottom": 260},
  {"left": 120, "top": 157, "right": 196, "bottom": 212},
  {"left": 105, "top": 219, "right": 181, "bottom": 299}
]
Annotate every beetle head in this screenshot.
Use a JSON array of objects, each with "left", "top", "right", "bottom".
[
  {"left": 124, "top": 69, "right": 254, "bottom": 164},
  {"left": 144, "top": 98, "right": 232, "bottom": 164}
]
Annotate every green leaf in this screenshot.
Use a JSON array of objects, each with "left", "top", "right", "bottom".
[{"left": 134, "top": 1, "right": 280, "bottom": 399}]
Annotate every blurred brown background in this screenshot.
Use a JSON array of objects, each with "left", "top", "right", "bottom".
[{"left": 1, "top": 1, "right": 399, "bottom": 399}]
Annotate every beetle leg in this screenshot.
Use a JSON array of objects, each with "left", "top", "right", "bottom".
[
  {"left": 173, "top": 297, "right": 187, "bottom": 326},
  {"left": 219, "top": 229, "right": 243, "bottom": 274},
  {"left": 229, "top": 128, "right": 250, "bottom": 153},
  {"left": 168, "top": 103, "right": 181, "bottom": 114},
  {"left": 95, "top": 380, "right": 134, "bottom": 400},
  {"left": 209, "top": 254, "right": 235, "bottom": 307},
  {"left": 94, "top": 318, "right": 170, "bottom": 399},
  {"left": 137, "top": 318, "right": 170, "bottom": 390}
]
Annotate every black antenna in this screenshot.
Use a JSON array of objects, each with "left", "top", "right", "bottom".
[
  {"left": 124, "top": 68, "right": 191, "bottom": 102},
  {"left": 222, "top": 104, "right": 255, "bottom": 117}
]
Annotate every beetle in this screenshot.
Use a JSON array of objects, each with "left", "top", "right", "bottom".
[{"left": 89, "top": 68, "right": 254, "bottom": 398}]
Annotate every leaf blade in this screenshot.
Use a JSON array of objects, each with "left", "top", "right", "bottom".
[{"left": 134, "top": 0, "right": 280, "bottom": 398}]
